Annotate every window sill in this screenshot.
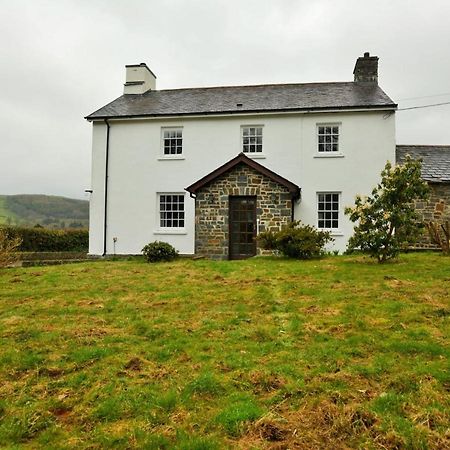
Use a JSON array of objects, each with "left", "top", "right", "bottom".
[
  {"left": 244, "top": 153, "right": 266, "bottom": 159},
  {"left": 158, "top": 156, "right": 185, "bottom": 161},
  {"left": 154, "top": 229, "right": 187, "bottom": 235},
  {"left": 314, "top": 153, "right": 344, "bottom": 159}
]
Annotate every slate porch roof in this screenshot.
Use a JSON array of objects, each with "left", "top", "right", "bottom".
[
  {"left": 86, "top": 82, "right": 396, "bottom": 120},
  {"left": 396, "top": 145, "right": 450, "bottom": 183},
  {"left": 185, "top": 153, "right": 301, "bottom": 199}
]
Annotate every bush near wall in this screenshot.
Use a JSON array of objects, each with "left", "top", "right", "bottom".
[
  {"left": 1, "top": 227, "right": 88, "bottom": 252},
  {"left": 258, "top": 221, "right": 333, "bottom": 259}
]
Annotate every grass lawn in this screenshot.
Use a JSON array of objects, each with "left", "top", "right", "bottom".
[{"left": 0, "top": 253, "right": 449, "bottom": 449}]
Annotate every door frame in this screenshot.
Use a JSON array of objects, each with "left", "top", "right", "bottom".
[{"left": 228, "top": 195, "right": 257, "bottom": 260}]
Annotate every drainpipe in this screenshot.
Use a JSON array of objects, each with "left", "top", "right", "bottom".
[
  {"left": 291, "top": 195, "right": 295, "bottom": 222},
  {"left": 103, "top": 119, "right": 110, "bottom": 256},
  {"left": 291, "top": 190, "right": 301, "bottom": 222},
  {"left": 188, "top": 192, "right": 197, "bottom": 254}
]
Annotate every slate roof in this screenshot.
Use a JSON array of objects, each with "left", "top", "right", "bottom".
[
  {"left": 86, "top": 82, "right": 396, "bottom": 120},
  {"left": 396, "top": 145, "right": 450, "bottom": 183}
]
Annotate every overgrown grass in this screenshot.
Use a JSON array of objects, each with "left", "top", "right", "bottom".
[{"left": 0, "top": 253, "right": 449, "bottom": 448}]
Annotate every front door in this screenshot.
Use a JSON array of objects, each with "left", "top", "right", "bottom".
[{"left": 229, "top": 196, "right": 257, "bottom": 260}]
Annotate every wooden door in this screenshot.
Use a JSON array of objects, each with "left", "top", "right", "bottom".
[{"left": 229, "top": 196, "right": 257, "bottom": 260}]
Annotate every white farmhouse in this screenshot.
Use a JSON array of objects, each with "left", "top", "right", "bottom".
[{"left": 85, "top": 52, "right": 397, "bottom": 259}]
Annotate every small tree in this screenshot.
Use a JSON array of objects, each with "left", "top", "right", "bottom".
[
  {"left": 345, "top": 156, "right": 429, "bottom": 263},
  {"left": 0, "top": 229, "right": 22, "bottom": 268}
]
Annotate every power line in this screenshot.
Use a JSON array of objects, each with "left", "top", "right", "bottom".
[
  {"left": 398, "top": 92, "right": 450, "bottom": 101},
  {"left": 397, "top": 101, "right": 450, "bottom": 111}
]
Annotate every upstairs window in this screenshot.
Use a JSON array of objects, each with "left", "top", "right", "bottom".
[
  {"left": 317, "top": 124, "right": 339, "bottom": 153},
  {"left": 242, "top": 126, "right": 263, "bottom": 153},
  {"left": 159, "top": 194, "right": 185, "bottom": 228},
  {"left": 163, "top": 128, "right": 183, "bottom": 155},
  {"left": 317, "top": 192, "right": 340, "bottom": 229}
]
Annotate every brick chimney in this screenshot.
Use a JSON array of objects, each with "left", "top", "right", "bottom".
[
  {"left": 124, "top": 63, "right": 156, "bottom": 94},
  {"left": 353, "top": 52, "right": 378, "bottom": 83}
]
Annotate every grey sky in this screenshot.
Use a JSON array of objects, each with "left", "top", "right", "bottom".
[{"left": 1, "top": 0, "right": 449, "bottom": 199}]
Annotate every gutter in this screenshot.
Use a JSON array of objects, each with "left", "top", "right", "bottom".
[
  {"left": 84, "top": 104, "right": 398, "bottom": 122},
  {"left": 103, "top": 119, "right": 110, "bottom": 256}
]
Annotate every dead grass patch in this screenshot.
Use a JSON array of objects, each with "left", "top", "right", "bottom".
[
  {"left": 124, "top": 357, "right": 144, "bottom": 371},
  {"left": 248, "top": 371, "right": 286, "bottom": 394},
  {"left": 38, "top": 367, "right": 65, "bottom": 378},
  {"left": 303, "top": 305, "right": 341, "bottom": 316},
  {"left": 254, "top": 417, "right": 290, "bottom": 443},
  {"left": 241, "top": 401, "right": 379, "bottom": 449}
]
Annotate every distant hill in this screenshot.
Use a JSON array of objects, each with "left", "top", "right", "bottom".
[{"left": 0, "top": 195, "right": 89, "bottom": 229}]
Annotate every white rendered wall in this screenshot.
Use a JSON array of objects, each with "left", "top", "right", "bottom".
[{"left": 88, "top": 110, "right": 396, "bottom": 255}]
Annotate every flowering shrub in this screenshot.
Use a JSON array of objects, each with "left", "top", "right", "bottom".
[{"left": 345, "top": 156, "right": 429, "bottom": 263}]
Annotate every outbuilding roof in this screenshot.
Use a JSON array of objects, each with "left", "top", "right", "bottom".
[
  {"left": 185, "top": 153, "right": 301, "bottom": 199},
  {"left": 86, "top": 81, "right": 396, "bottom": 120},
  {"left": 396, "top": 145, "right": 450, "bottom": 183}
]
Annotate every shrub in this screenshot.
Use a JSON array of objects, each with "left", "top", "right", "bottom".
[
  {"left": 426, "top": 221, "right": 450, "bottom": 254},
  {"left": 345, "top": 156, "right": 429, "bottom": 263},
  {"left": 1, "top": 227, "right": 88, "bottom": 252},
  {"left": 258, "top": 221, "right": 333, "bottom": 259},
  {"left": 0, "top": 229, "right": 22, "bottom": 268},
  {"left": 142, "top": 241, "right": 178, "bottom": 263}
]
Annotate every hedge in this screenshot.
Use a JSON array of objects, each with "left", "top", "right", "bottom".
[{"left": 1, "top": 226, "right": 89, "bottom": 252}]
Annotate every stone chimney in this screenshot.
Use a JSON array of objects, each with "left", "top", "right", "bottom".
[
  {"left": 353, "top": 52, "right": 378, "bottom": 83},
  {"left": 124, "top": 63, "right": 156, "bottom": 94}
]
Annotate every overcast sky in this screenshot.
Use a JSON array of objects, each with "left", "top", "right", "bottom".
[{"left": 1, "top": 0, "right": 450, "bottom": 199}]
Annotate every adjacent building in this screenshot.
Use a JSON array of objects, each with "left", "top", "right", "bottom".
[{"left": 396, "top": 145, "right": 450, "bottom": 248}]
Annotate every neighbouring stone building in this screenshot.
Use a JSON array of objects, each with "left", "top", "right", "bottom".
[
  {"left": 396, "top": 145, "right": 450, "bottom": 248},
  {"left": 186, "top": 153, "right": 300, "bottom": 259}
]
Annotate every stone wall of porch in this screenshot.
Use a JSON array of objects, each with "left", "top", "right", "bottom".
[{"left": 194, "top": 164, "right": 293, "bottom": 259}]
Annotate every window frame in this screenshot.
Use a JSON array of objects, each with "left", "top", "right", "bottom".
[
  {"left": 317, "top": 191, "right": 341, "bottom": 232},
  {"left": 316, "top": 123, "right": 342, "bottom": 157},
  {"left": 241, "top": 125, "right": 265, "bottom": 157},
  {"left": 160, "top": 127, "right": 184, "bottom": 159},
  {"left": 157, "top": 193, "right": 186, "bottom": 231}
]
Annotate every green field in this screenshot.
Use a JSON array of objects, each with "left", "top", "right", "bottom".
[
  {"left": 0, "top": 254, "right": 449, "bottom": 449},
  {"left": 0, "top": 196, "right": 18, "bottom": 225},
  {"left": 0, "top": 194, "right": 88, "bottom": 228}
]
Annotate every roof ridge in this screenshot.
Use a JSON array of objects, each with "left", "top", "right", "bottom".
[
  {"left": 150, "top": 81, "right": 356, "bottom": 93},
  {"left": 397, "top": 144, "right": 450, "bottom": 148}
]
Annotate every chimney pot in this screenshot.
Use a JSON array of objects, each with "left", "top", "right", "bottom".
[{"left": 353, "top": 52, "right": 379, "bottom": 84}]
